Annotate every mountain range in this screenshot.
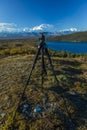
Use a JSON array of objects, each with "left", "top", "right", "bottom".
[{"left": 0, "top": 23, "right": 79, "bottom": 38}]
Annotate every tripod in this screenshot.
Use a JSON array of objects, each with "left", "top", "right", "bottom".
[
  {"left": 28, "top": 33, "right": 59, "bottom": 87},
  {"left": 10, "top": 34, "right": 59, "bottom": 129}
]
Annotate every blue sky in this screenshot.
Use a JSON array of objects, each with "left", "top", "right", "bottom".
[{"left": 0, "top": 0, "right": 87, "bottom": 31}]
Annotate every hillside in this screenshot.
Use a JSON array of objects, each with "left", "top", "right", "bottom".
[
  {"left": 0, "top": 39, "right": 87, "bottom": 130},
  {"left": 47, "top": 31, "right": 87, "bottom": 42}
]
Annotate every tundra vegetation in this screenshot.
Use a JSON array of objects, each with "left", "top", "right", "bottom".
[{"left": 0, "top": 39, "right": 87, "bottom": 130}]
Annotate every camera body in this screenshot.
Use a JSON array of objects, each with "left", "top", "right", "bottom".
[{"left": 39, "top": 33, "right": 45, "bottom": 43}]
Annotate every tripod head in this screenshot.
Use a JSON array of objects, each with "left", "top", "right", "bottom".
[
  {"left": 38, "top": 33, "right": 46, "bottom": 48},
  {"left": 39, "top": 32, "right": 45, "bottom": 43}
]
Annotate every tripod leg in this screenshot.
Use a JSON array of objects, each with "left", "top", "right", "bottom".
[
  {"left": 41, "top": 46, "right": 47, "bottom": 87},
  {"left": 19, "top": 45, "right": 41, "bottom": 100},
  {"left": 42, "top": 48, "right": 47, "bottom": 75},
  {"left": 11, "top": 46, "right": 41, "bottom": 125},
  {"left": 44, "top": 47, "right": 59, "bottom": 84},
  {"left": 25, "top": 45, "right": 41, "bottom": 88},
  {"left": 41, "top": 47, "right": 44, "bottom": 88}
]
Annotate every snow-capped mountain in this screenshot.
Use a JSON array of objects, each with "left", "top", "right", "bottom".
[{"left": 0, "top": 23, "right": 78, "bottom": 38}]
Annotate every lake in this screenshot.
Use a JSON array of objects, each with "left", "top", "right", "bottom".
[{"left": 47, "top": 41, "right": 87, "bottom": 54}]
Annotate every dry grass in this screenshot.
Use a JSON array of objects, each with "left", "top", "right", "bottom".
[{"left": 0, "top": 39, "right": 87, "bottom": 130}]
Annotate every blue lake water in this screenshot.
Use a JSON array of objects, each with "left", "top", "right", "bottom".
[{"left": 47, "top": 42, "right": 87, "bottom": 54}]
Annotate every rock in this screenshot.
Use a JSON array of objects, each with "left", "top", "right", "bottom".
[
  {"left": 30, "top": 88, "right": 34, "bottom": 92},
  {"left": 22, "top": 103, "right": 30, "bottom": 113},
  {"left": 23, "top": 104, "right": 29, "bottom": 108},
  {"left": 0, "top": 112, "right": 6, "bottom": 118},
  {"left": 34, "top": 106, "right": 42, "bottom": 113},
  {"left": 68, "top": 91, "right": 78, "bottom": 95}
]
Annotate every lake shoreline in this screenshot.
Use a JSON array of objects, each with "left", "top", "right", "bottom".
[{"left": 47, "top": 41, "right": 87, "bottom": 54}]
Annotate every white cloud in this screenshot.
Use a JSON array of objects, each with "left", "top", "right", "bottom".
[
  {"left": 0, "top": 23, "right": 16, "bottom": 27},
  {"left": 60, "top": 27, "right": 78, "bottom": 32},
  {"left": 0, "top": 23, "right": 17, "bottom": 32}
]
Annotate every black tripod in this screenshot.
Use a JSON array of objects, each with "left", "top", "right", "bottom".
[
  {"left": 30, "top": 33, "right": 59, "bottom": 87},
  {"left": 10, "top": 33, "right": 59, "bottom": 129}
]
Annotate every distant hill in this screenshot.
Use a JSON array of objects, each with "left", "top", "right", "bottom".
[
  {"left": 47, "top": 31, "right": 87, "bottom": 42},
  {"left": 0, "top": 29, "right": 87, "bottom": 42}
]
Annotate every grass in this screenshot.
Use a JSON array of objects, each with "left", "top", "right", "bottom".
[{"left": 0, "top": 39, "right": 87, "bottom": 130}]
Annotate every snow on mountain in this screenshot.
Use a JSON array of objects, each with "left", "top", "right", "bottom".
[
  {"left": 69, "top": 28, "right": 77, "bottom": 32},
  {"left": 0, "top": 22, "right": 79, "bottom": 38},
  {"left": 29, "top": 24, "right": 53, "bottom": 32}
]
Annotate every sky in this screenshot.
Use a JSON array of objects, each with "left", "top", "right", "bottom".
[{"left": 0, "top": 0, "right": 87, "bottom": 31}]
